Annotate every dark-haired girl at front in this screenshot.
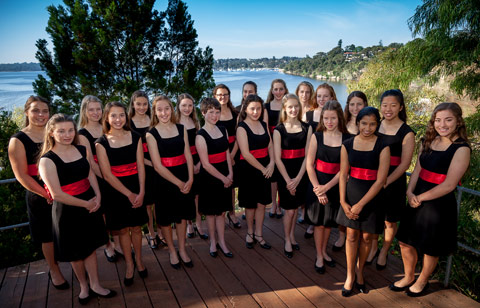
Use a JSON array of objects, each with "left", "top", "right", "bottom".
[
  {"left": 96, "top": 102, "right": 148, "bottom": 286},
  {"left": 273, "top": 94, "right": 312, "bottom": 258},
  {"left": 196, "top": 98, "right": 234, "bottom": 258},
  {"left": 146, "top": 96, "right": 196, "bottom": 269},
  {"left": 366, "top": 90, "right": 415, "bottom": 269},
  {"left": 8, "top": 96, "right": 68, "bottom": 290},
  {"left": 392, "top": 102, "right": 470, "bottom": 297},
  {"left": 39, "top": 114, "right": 115, "bottom": 304},
  {"left": 337, "top": 107, "right": 390, "bottom": 296},
  {"left": 237, "top": 94, "right": 275, "bottom": 249},
  {"left": 305, "top": 100, "right": 350, "bottom": 273}
]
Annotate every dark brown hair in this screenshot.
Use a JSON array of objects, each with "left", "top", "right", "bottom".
[
  {"left": 317, "top": 100, "right": 348, "bottom": 133},
  {"left": 102, "top": 101, "right": 131, "bottom": 133},
  {"left": 266, "top": 79, "right": 289, "bottom": 104},
  {"left": 24, "top": 95, "right": 50, "bottom": 127},
  {"left": 128, "top": 90, "right": 151, "bottom": 118},
  {"left": 344, "top": 91, "right": 368, "bottom": 123},
  {"left": 238, "top": 94, "right": 264, "bottom": 123},
  {"left": 213, "top": 84, "right": 236, "bottom": 114}
]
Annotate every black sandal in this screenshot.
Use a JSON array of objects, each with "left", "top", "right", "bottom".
[{"left": 254, "top": 234, "right": 271, "bottom": 249}]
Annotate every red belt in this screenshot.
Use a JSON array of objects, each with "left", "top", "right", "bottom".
[
  {"left": 93, "top": 155, "right": 98, "bottom": 164},
  {"left": 350, "top": 167, "right": 377, "bottom": 180},
  {"left": 142, "top": 142, "right": 148, "bottom": 153},
  {"left": 419, "top": 168, "right": 446, "bottom": 185},
  {"left": 228, "top": 136, "right": 236, "bottom": 144},
  {"left": 190, "top": 145, "right": 197, "bottom": 155},
  {"left": 44, "top": 178, "right": 91, "bottom": 198},
  {"left": 315, "top": 159, "right": 340, "bottom": 174},
  {"left": 161, "top": 154, "right": 186, "bottom": 167},
  {"left": 27, "top": 164, "right": 38, "bottom": 176},
  {"left": 240, "top": 147, "right": 268, "bottom": 160},
  {"left": 111, "top": 162, "right": 138, "bottom": 177},
  {"left": 390, "top": 156, "right": 401, "bottom": 166},
  {"left": 269, "top": 125, "right": 275, "bottom": 134},
  {"left": 282, "top": 148, "right": 305, "bottom": 159},
  {"left": 209, "top": 151, "right": 227, "bottom": 164}
]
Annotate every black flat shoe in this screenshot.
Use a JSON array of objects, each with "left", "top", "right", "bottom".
[
  {"left": 147, "top": 235, "right": 158, "bottom": 249},
  {"left": 365, "top": 249, "right": 379, "bottom": 265},
  {"left": 216, "top": 243, "right": 233, "bottom": 258},
  {"left": 292, "top": 244, "right": 300, "bottom": 251},
  {"left": 180, "top": 256, "right": 194, "bottom": 268},
  {"left": 341, "top": 286, "right": 353, "bottom": 297},
  {"left": 114, "top": 249, "right": 124, "bottom": 258},
  {"left": 155, "top": 235, "right": 167, "bottom": 247},
  {"left": 324, "top": 258, "right": 336, "bottom": 267},
  {"left": 314, "top": 259, "right": 325, "bottom": 274},
  {"left": 355, "top": 280, "right": 366, "bottom": 293},
  {"left": 48, "top": 272, "right": 69, "bottom": 290},
  {"left": 246, "top": 233, "right": 255, "bottom": 249},
  {"left": 389, "top": 280, "right": 415, "bottom": 292},
  {"left": 170, "top": 261, "right": 181, "bottom": 270},
  {"left": 187, "top": 231, "right": 195, "bottom": 238},
  {"left": 276, "top": 212, "right": 283, "bottom": 219},
  {"left": 376, "top": 254, "right": 388, "bottom": 270},
  {"left": 104, "top": 249, "right": 117, "bottom": 263},
  {"left": 297, "top": 218, "right": 305, "bottom": 224},
  {"left": 194, "top": 226, "right": 209, "bottom": 240},
  {"left": 242, "top": 214, "right": 246, "bottom": 220},
  {"left": 269, "top": 212, "right": 276, "bottom": 218},
  {"left": 226, "top": 212, "right": 241, "bottom": 228},
  {"left": 284, "top": 249, "right": 293, "bottom": 258},
  {"left": 406, "top": 282, "right": 430, "bottom": 297},
  {"left": 78, "top": 293, "right": 91, "bottom": 305},
  {"left": 138, "top": 268, "right": 148, "bottom": 278},
  {"left": 209, "top": 251, "right": 218, "bottom": 258},
  {"left": 124, "top": 275, "right": 134, "bottom": 287},
  {"left": 90, "top": 289, "right": 117, "bottom": 298},
  {"left": 332, "top": 243, "right": 344, "bottom": 252},
  {"left": 304, "top": 231, "right": 314, "bottom": 239},
  {"left": 254, "top": 234, "right": 271, "bottom": 249}
]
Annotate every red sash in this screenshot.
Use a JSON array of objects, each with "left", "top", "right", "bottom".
[
  {"left": 281, "top": 148, "right": 305, "bottom": 159},
  {"left": 419, "top": 168, "right": 446, "bottom": 185},
  {"left": 111, "top": 162, "right": 138, "bottom": 177},
  {"left": 350, "top": 167, "right": 377, "bottom": 180},
  {"left": 315, "top": 159, "right": 340, "bottom": 174},
  {"left": 27, "top": 164, "right": 38, "bottom": 176},
  {"left": 142, "top": 142, "right": 148, "bottom": 153},
  {"left": 44, "top": 178, "right": 91, "bottom": 198},
  {"left": 93, "top": 155, "right": 98, "bottom": 164},
  {"left": 161, "top": 154, "right": 187, "bottom": 167},
  {"left": 269, "top": 125, "right": 275, "bottom": 134},
  {"left": 240, "top": 147, "right": 268, "bottom": 160},
  {"left": 228, "top": 136, "right": 236, "bottom": 144},
  {"left": 209, "top": 151, "right": 227, "bottom": 164},
  {"left": 390, "top": 156, "right": 401, "bottom": 166},
  {"left": 190, "top": 145, "right": 197, "bottom": 155}
]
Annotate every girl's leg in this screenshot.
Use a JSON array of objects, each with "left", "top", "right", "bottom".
[
  {"left": 84, "top": 251, "right": 111, "bottom": 295},
  {"left": 161, "top": 225, "right": 178, "bottom": 264},
  {"left": 71, "top": 259, "right": 89, "bottom": 298},
  {"left": 118, "top": 228, "right": 134, "bottom": 278},
  {"left": 344, "top": 228, "right": 360, "bottom": 290},
  {"left": 366, "top": 234, "right": 379, "bottom": 263},
  {"left": 392, "top": 241, "right": 417, "bottom": 288},
  {"left": 176, "top": 220, "right": 191, "bottom": 262},
  {"left": 216, "top": 213, "right": 231, "bottom": 253},
  {"left": 206, "top": 215, "right": 217, "bottom": 252},
  {"left": 42, "top": 242, "right": 66, "bottom": 285},
  {"left": 289, "top": 208, "right": 298, "bottom": 245},
  {"left": 322, "top": 227, "right": 333, "bottom": 261},
  {"left": 334, "top": 225, "right": 346, "bottom": 248},
  {"left": 377, "top": 221, "right": 397, "bottom": 266},
  {"left": 131, "top": 226, "right": 145, "bottom": 271},
  {"left": 254, "top": 204, "right": 266, "bottom": 237},
  {"left": 409, "top": 254, "right": 438, "bottom": 292},
  {"left": 283, "top": 209, "right": 295, "bottom": 251},
  {"left": 246, "top": 208, "right": 255, "bottom": 244},
  {"left": 356, "top": 232, "right": 373, "bottom": 285},
  {"left": 314, "top": 226, "right": 325, "bottom": 267}
]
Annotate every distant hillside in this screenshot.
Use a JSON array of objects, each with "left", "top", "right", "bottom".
[
  {"left": 214, "top": 57, "right": 300, "bottom": 70},
  {"left": 0, "top": 62, "right": 42, "bottom": 72}
]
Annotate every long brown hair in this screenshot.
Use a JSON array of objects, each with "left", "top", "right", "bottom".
[
  {"left": 279, "top": 94, "right": 302, "bottom": 124},
  {"left": 151, "top": 95, "right": 176, "bottom": 127},
  {"left": 317, "top": 100, "right": 348, "bottom": 133},
  {"left": 38, "top": 114, "right": 79, "bottom": 163},
  {"left": 128, "top": 90, "right": 151, "bottom": 118},
  {"left": 295, "top": 81, "right": 315, "bottom": 111},
  {"left": 78, "top": 95, "right": 102, "bottom": 128},
  {"left": 213, "top": 84, "right": 236, "bottom": 114},
  {"left": 423, "top": 102, "right": 470, "bottom": 153},
  {"left": 266, "top": 79, "right": 289, "bottom": 104},
  {"left": 102, "top": 101, "right": 131, "bottom": 133},
  {"left": 315, "top": 83, "right": 337, "bottom": 109},
  {"left": 175, "top": 93, "right": 200, "bottom": 129},
  {"left": 238, "top": 94, "right": 264, "bottom": 123},
  {"left": 24, "top": 95, "right": 50, "bottom": 127},
  {"left": 344, "top": 91, "right": 368, "bottom": 123}
]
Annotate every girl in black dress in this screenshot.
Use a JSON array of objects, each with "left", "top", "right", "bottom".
[
  {"left": 237, "top": 94, "right": 275, "bottom": 249},
  {"left": 8, "top": 96, "right": 68, "bottom": 289},
  {"left": 128, "top": 90, "right": 165, "bottom": 249},
  {"left": 96, "top": 102, "right": 148, "bottom": 286},
  {"left": 393, "top": 103, "right": 470, "bottom": 296},
  {"left": 196, "top": 98, "right": 234, "bottom": 258},
  {"left": 337, "top": 107, "right": 390, "bottom": 296},
  {"left": 265, "top": 79, "right": 288, "bottom": 218},
  {"left": 146, "top": 95, "right": 195, "bottom": 269},
  {"left": 306, "top": 83, "right": 337, "bottom": 131},
  {"left": 78, "top": 95, "right": 119, "bottom": 262},
  {"left": 39, "top": 114, "right": 114, "bottom": 304},
  {"left": 367, "top": 90, "right": 415, "bottom": 270},
  {"left": 295, "top": 81, "right": 315, "bottom": 122},
  {"left": 214, "top": 84, "right": 242, "bottom": 227},
  {"left": 176, "top": 93, "right": 208, "bottom": 239},
  {"left": 273, "top": 94, "right": 312, "bottom": 258},
  {"left": 305, "top": 101, "right": 350, "bottom": 273}
]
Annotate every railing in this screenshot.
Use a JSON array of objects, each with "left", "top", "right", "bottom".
[{"left": 1, "top": 176, "right": 479, "bottom": 286}]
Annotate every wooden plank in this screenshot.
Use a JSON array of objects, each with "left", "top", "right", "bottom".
[
  {"left": 0, "top": 267, "right": 7, "bottom": 289},
  {"left": 21, "top": 259, "right": 49, "bottom": 308},
  {"left": 95, "top": 247, "right": 125, "bottom": 308},
  {"left": 47, "top": 262, "right": 73, "bottom": 308},
  {"left": 0, "top": 263, "right": 29, "bottom": 308}
]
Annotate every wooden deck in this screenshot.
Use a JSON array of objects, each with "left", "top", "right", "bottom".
[{"left": 1, "top": 211, "right": 479, "bottom": 308}]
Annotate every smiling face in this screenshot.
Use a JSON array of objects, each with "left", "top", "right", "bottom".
[
  {"left": 179, "top": 98, "right": 194, "bottom": 117},
  {"left": 203, "top": 107, "right": 221, "bottom": 125},
  {"left": 298, "top": 85, "right": 311, "bottom": 105},
  {"left": 348, "top": 96, "right": 366, "bottom": 118},
  {"left": 51, "top": 121, "right": 75, "bottom": 145},
  {"left": 434, "top": 110, "right": 457, "bottom": 138},
  {"left": 107, "top": 106, "right": 127, "bottom": 131},
  {"left": 214, "top": 88, "right": 230, "bottom": 105},
  {"left": 284, "top": 98, "right": 300, "bottom": 120},
  {"left": 243, "top": 84, "right": 256, "bottom": 99},
  {"left": 358, "top": 114, "right": 378, "bottom": 137},
  {"left": 380, "top": 96, "right": 402, "bottom": 121},
  {"left": 322, "top": 110, "right": 338, "bottom": 132},
  {"left": 133, "top": 96, "right": 149, "bottom": 116},
  {"left": 155, "top": 100, "right": 172, "bottom": 124},
  {"left": 245, "top": 101, "right": 263, "bottom": 121},
  {"left": 272, "top": 82, "right": 286, "bottom": 101},
  {"left": 86, "top": 101, "right": 102, "bottom": 123},
  {"left": 26, "top": 101, "right": 49, "bottom": 127},
  {"left": 316, "top": 88, "right": 333, "bottom": 108}
]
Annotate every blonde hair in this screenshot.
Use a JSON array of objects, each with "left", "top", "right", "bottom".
[
  {"left": 151, "top": 95, "right": 176, "bottom": 126},
  {"left": 279, "top": 94, "right": 303, "bottom": 124},
  {"left": 315, "top": 83, "right": 337, "bottom": 109},
  {"left": 78, "top": 95, "right": 102, "bottom": 128},
  {"left": 38, "top": 114, "right": 78, "bottom": 164},
  {"left": 295, "top": 81, "right": 315, "bottom": 111},
  {"left": 175, "top": 93, "right": 200, "bottom": 129}
]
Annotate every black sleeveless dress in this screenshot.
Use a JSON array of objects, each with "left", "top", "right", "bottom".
[
  {"left": 130, "top": 120, "right": 155, "bottom": 206},
  {"left": 378, "top": 122, "right": 415, "bottom": 222},
  {"left": 275, "top": 122, "right": 309, "bottom": 210},
  {"left": 42, "top": 145, "right": 107, "bottom": 261},
  {"left": 218, "top": 111, "right": 240, "bottom": 187},
  {"left": 264, "top": 102, "right": 281, "bottom": 182},
  {"left": 305, "top": 111, "right": 319, "bottom": 132},
  {"left": 149, "top": 124, "right": 195, "bottom": 226},
  {"left": 78, "top": 128, "right": 107, "bottom": 214},
  {"left": 236, "top": 121, "right": 272, "bottom": 209},
  {"left": 336, "top": 136, "right": 388, "bottom": 234},
  {"left": 396, "top": 138, "right": 470, "bottom": 256},
  {"left": 10, "top": 131, "right": 52, "bottom": 243},
  {"left": 187, "top": 127, "right": 200, "bottom": 195},
  {"left": 306, "top": 132, "right": 351, "bottom": 226},
  {"left": 197, "top": 126, "right": 232, "bottom": 215},
  {"left": 95, "top": 131, "right": 148, "bottom": 231}
]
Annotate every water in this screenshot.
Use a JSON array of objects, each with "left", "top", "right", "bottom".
[{"left": 0, "top": 70, "right": 348, "bottom": 110}]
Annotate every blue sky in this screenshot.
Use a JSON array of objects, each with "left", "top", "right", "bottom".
[{"left": 0, "top": 0, "right": 423, "bottom": 63}]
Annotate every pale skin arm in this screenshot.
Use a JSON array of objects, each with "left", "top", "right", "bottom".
[
  {"left": 237, "top": 126, "right": 274, "bottom": 177},
  {"left": 134, "top": 138, "right": 145, "bottom": 208},
  {"left": 339, "top": 145, "right": 359, "bottom": 220},
  {"left": 39, "top": 157, "right": 97, "bottom": 212},
  {"left": 196, "top": 134, "right": 233, "bottom": 188},
  {"left": 183, "top": 126, "right": 194, "bottom": 193},
  {"left": 78, "top": 134, "right": 103, "bottom": 178},
  {"left": 8, "top": 138, "right": 51, "bottom": 201},
  {"left": 289, "top": 125, "right": 312, "bottom": 191},
  {"left": 406, "top": 144, "right": 423, "bottom": 207},
  {"left": 385, "top": 132, "right": 415, "bottom": 187},
  {"left": 409, "top": 146, "right": 470, "bottom": 207},
  {"left": 273, "top": 129, "right": 293, "bottom": 191},
  {"left": 350, "top": 146, "right": 390, "bottom": 216}
]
